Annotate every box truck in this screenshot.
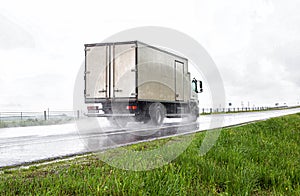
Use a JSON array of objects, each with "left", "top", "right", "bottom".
[{"left": 84, "top": 41, "right": 202, "bottom": 126}]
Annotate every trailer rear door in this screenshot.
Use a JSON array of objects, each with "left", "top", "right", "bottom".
[
  {"left": 113, "top": 44, "right": 136, "bottom": 98},
  {"left": 85, "top": 45, "right": 108, "bottom": 99}
]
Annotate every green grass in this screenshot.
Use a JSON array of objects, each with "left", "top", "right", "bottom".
[
  {"left": 0, "top": 118, "right": 74, "bottom": 128},
  {"left": 1, "top": 113, "right": 300, "bottom": 195}
]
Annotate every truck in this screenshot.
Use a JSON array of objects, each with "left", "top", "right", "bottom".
[{"left": 84, "top": 41, "right": 203, "bottom": 126}]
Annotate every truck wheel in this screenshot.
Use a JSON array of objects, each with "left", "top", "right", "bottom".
[
  {"left": 190, "top": 108, "right": 199, "bottom": 122},
  {"left": 190, "top": 112, "right": 198, "bottom": 122},
  {"left": 149, "top": 103, "right": 165, "bottom": 126},
  {"left": 183, "top": 105, "right": 199, "bottom": 123}
]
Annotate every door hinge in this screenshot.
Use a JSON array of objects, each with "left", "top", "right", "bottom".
[
  {"left": 114, "top": 89, "right": 123, "bottom": 92},
  {"left": 131, "top": 69, "right": 137, "bottom": 72}
]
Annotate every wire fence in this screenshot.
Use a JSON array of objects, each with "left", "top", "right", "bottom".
[
  {"left": 200, "top": 106, "right": 293, "bottom": 114},
  {"left": 0, "top": 106, "right": 298, "bottom": 122},
  {"left": 0, "top": 110, "right": 84, "bottom": 122}
]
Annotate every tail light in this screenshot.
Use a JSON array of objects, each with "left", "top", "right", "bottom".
[
  {"left": 126, "top": 105, "right": 137, "bottom": 110},
  {"left": 87, "top": 106, "right": 99, "bottom": 110}
]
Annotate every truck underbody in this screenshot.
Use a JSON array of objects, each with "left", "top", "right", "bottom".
[{"left": 86, "top": 99, "right": 199, "bottom": 126}]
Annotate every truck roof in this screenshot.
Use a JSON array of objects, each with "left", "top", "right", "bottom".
[{"left": 84, "top": 40, "right": 188, "bottom": 61}]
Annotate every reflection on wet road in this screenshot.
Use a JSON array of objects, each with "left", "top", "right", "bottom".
[{"left": 0, "top": 108, "right": 299, "bottom": 167}]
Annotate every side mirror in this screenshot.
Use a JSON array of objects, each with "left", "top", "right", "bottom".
[
  {"left": 192, "top": 78, "right": 203, "bottom": 93},
  {"left": 198, "top": 80, "right": 203, "bottom": 93}
]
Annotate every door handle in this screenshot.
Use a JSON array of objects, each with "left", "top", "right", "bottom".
[{"left": 114, "top": 89, "right": 123, "bottom": 92}]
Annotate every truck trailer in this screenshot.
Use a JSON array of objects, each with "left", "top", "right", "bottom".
[{"left": 84, "top": 41, "right": 202, "bottom": 126}]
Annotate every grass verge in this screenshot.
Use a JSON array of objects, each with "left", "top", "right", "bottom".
[
  {"left": 1, "top": 113, "right": 300, "bottom": 195},
  {"left": 0, "top": 118, "right": 74, "bottom": 128}
]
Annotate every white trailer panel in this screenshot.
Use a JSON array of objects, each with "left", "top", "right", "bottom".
[
  {"left": 113, "top": 44, "right": 136, "bottom": 98},
  {"left": 85, "top": 41, "right": 190, "bottom": 103},
  {"left": 137, "top": 43, "right": 188, "bottom": 102},
  {"left": 85, "top": 45, "right": 108, "bottom": 99}
]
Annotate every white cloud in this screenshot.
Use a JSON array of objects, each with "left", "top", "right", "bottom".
[
  {"left": 195, "top": 0, "right": 300, "bottom": 107},
  {"left": 0, "top": 0, "right": 299, "bottom": 110}
]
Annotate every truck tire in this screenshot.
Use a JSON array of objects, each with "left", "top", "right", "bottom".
[
  {"left": 190, "top": 104, "right": 199, "bottom": 122},
  {"left": 149, "top": 103, "right": 165, "bottom": 126},
  {"left": 190, "top": 112, "right": 198, "bottom": 122},
  {"left": 183, "top": 104, "right": 199, "bottom": 123}
]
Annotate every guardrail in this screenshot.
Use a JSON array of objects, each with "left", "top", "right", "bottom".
[
  {"left": 0, "top": 110, "right": 83, "bottom": 122},
  {"left": 200, "top": 106, "right": 298, "bottom": 114}
]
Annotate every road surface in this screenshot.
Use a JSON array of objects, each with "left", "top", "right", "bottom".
[{"left": 0, "top": 108, "right": 299, "bottom": 168}]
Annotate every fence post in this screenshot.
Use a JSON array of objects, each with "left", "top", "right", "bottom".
[
  {"left": 77, "top": 110, "right": 80, "bottom": 119},
  {"left": 210, "top": 108, "right": 212, "bottom": 114},
  {"left": 44, "top": 111, "right": 47, "bottom": 120},
  {"left": 21, "top": 112, "right": 23, "bottom": 120}
]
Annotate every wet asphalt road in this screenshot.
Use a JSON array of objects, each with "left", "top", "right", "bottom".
[{"left": 0, "top": 108, "right": 299, "bottom": 168}]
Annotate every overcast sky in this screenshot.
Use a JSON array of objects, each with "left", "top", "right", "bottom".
[{"left": 0, "top": 0, "right": 299, "bottom": 111}]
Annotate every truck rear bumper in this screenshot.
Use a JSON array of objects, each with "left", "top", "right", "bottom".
[{"left": 85, "top": 113, "right": 136, "bottom": 117}]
